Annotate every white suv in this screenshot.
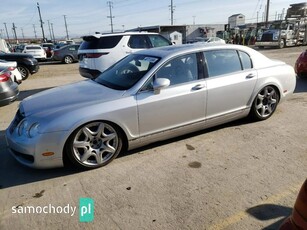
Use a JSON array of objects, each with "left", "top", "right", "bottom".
[{"left": 78, "top": 32, "right": 172, "bottom": 79}]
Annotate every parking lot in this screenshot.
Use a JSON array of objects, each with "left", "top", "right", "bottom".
[{"left": 0, "top": 46, "right": 306, "bottom": 230}]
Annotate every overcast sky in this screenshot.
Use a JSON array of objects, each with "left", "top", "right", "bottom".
[{"left": 0, "top": 0, "right": 302, "bottom": 39}]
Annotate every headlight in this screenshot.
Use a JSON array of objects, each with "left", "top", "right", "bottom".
[
  {"left": 28, "top": 123, "right": 40, "bottom": 138},
  {"left": 17, "top": 119, "right": 40, "bottom": 138}
]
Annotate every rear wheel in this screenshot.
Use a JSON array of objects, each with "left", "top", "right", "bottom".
[
  {"left": 63, "top": 55, "right": 73, "bottom": 64},
  {"left": 65, "top": 121, "right": 123, "bottom": 170},
  {"left": 250, "top": 86, "right": 279, "bottom": 121},
  {"left": 17, "top": 65, "right": 29, "bottom": 80}
]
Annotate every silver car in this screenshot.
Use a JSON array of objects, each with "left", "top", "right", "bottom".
[{"left": 6, "top": 44, "right": 296, "bottom": 169}]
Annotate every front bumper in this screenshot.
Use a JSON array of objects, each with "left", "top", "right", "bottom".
[
  {"left": 5, "top": 121, "right": 67, "bottom": 169},
  {"left": 28, "top": 64, "right": 40, "bottom": 75}
]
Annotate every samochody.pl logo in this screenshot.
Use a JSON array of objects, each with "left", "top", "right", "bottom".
[{"left": 11, "top": 197, "right": 95, "bottom": 223}]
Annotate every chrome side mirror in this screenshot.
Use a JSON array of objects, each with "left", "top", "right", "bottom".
[{"left": 153, "top": 78, "right": 170, "bottom": 94}]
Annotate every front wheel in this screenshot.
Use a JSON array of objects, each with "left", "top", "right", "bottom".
[
  {"left": 250, "top": 86, "right": 279, "bottom": 121},
  {"left": 65, "top": 121, "right": 123, "bottom": 170},
  {"left": 17, "top": 65, "right": 29, "bottom": 80}
]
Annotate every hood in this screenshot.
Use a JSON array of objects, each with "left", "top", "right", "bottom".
[{"left": 21, "top": 80, "right": 125, "bottom": 117}]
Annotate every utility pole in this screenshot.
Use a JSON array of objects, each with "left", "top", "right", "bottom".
[
  {"left": 47, "top": 20, "right": 52, "bottom": 41},
  {"left": 37, "top": 2, "right": 46, "bottom": 41},
  {"left": 63, "top": 15, "right": 69, "bottom": 40},
  {"left": 33, "top": 24, "right": 37, "bottom": 39},
  {"left": 12, "top": 23, "right": 18, "bottom": 43},
  {"left": 169, "top": 0, "right": 175, "bottom": 25},
  {"left": 51, "top": 23, "right": 55, "bottom": 43},
  {"left": 107, "top": 1, "right": 115, "bottom": 33},
  {"left": 3, "top": 23, "right": 10, "bottom": 42},
  {"left": 265, "top": 0, "right": 270, "bottom": 27},
  {"left": 193, "top": 16, "right": 196, "bottom": 25},
  {"left": 21, "top": 28, "right": 25, "bottom": 39}
]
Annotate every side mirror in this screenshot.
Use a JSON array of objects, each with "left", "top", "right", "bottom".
[{"left": 153, "top": 78, "right": 170, "bottom": 94}]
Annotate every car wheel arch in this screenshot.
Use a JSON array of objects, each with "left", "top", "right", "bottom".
[{"left": 248, "top": 84, "right": 281, "bottom": 120}]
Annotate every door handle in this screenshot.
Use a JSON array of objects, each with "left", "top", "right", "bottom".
[
  {"left": 192, "top": 84, "right": 206, "bottom": 90},
  {"left": 246, "top": 73, "right": 255, "bottom": 79}
]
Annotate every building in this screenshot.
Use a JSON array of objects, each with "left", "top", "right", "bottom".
[
  {"left": 228, "top": 14, "right": 245, "bottom": 29},
  {"left": 127, "top": 24, "right": 224, "bottom": 44}
]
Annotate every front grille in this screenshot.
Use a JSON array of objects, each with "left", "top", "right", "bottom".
[
  {"left": 11, "top": 149, "right": 34, "bottom": 163},
  {"left": 261, "top": 34, "right": 273, "bottom": 42}
]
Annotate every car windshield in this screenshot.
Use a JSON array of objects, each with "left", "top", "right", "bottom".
[{"left": 95, "top": 54, "right": 160, "bottom": 90}]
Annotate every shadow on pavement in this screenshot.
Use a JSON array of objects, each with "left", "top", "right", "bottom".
[
  {"left": 0, "top": 130, "right": 80, "bottom": 189},
  {"left": 246, "top": 204, "right": 292, "bottom": 230},
  {"left": 17, "top": 87, "right": 53, "bottom": 101}
]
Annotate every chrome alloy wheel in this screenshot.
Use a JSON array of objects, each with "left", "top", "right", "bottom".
[
  {"left": 72, "top": 122, "right": 119, "bottom": 167},
  {"left": 254, "top": 86, "right": 279, "bottom": 119}
]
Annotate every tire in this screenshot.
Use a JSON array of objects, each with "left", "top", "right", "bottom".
[
  {"left": 250, "top": 86, "right": 279, "bottom": 121},
  {"left": 17, "top": 65, "right": 30, "bottom": 80},
  {"left": 63, "top": 55, "right": 73, "bottom": 64},
  {"left": 65, "top": 121, "right": 123, "bottom": 170},
  {"left": 279, "top": 39, "right": 285, "bottom": 49}
]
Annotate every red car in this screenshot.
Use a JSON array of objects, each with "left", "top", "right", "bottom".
[
  {"left": 279, "top": 179, "right": 307, "bottom": 230},
  {"left": 295, "top": 50, "right": 307, "bottom": 77}
]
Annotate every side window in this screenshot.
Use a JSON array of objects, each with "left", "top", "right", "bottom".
[
  {"left": 148, "top": 35, "right": 171, "bottom": 47},
  {"left": 156, "top": 53, "right": 198, "bottom": 86},
  {"left": 238, "top": 51, "right": 252, "bottom": 69},
  {"left": 204, "top": 50, "right": 242, "bottom": 77},
  {"left": 128, "top": 35, "right": 150, "bottom": 49}
]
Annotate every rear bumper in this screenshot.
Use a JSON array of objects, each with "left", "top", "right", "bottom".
[
  {"left": 0, "top": 83, "right": 19, "bottom": 106},
  {"left": 79, "top": 67, "right": 101, "bottom": 79}
]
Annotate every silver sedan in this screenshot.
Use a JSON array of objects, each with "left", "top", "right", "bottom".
[{"left": 6, "top": 44, "right": 296, "bottom": 169}]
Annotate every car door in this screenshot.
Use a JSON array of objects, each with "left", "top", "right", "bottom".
[
  {"left": 136, "top": 53, "right": 207, "bottom": 136},
  {"left": 204, "top": 49, "right": 257, "bottom": 119}
]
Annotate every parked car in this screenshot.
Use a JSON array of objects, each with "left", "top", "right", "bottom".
[
  {"left": 187, "top": 37, "right": 226, "bottom": 44},
  {"left": 41, "top": 43, "right": 55, "bottom": 58},
  {"left": 202, "top": 37, "right": 226, "bottom": 44},
  {"left": 6, "top": 44, "right": 296, "bottom": 169},
  {"left": 0, "top": 67, "right": 19, "bottom": 106},
  {"left": 78, "top": 32, "right": 172, "bottom": 79},
  {"left": 279, "top": 179, "right": 307, "bottom": 230},
  {"left": 53, "top": 44, "right": 80, "bottom": 64},
  {"left": 0, "top": 51, "right": 39, "bottom": 80},
  {"left": 295, "top": 50, "right": 307, "bottom": 77},
  {"left": 0, "top": 60, "right": 22, "bottom": 84},
  {"left": 14, "top": 44, "right": 26, "bottom": 53},
  {"left": 22, "top": 45, "right": 46, "bottom": 61}
]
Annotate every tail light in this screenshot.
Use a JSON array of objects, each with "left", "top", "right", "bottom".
[
  {"left": 7, "top": 67, "right": 15, "bottom": 71},
  {"left": 0, "top": 72, "right": 10, "bottom": 82},
  {"left": 85, "top": 53, "right": 109, "bottom": 58}
]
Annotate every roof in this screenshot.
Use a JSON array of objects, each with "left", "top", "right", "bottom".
[
  {"left": 83, "top": 31, "right": 159, "bottom": 39},
  {"left": 229, "top": 14, "right": 244, "bottom": 18},
  {"left": 136, "top": 43, "right": 254, "bottom": 59}
]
